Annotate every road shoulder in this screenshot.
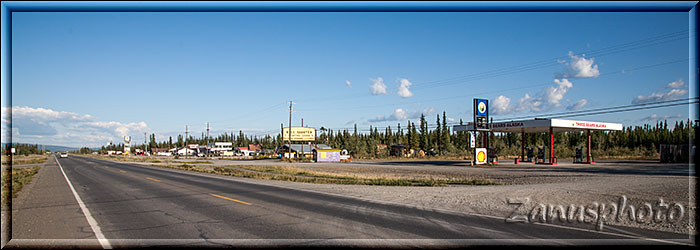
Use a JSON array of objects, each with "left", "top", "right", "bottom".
[{"left": 5, "top": 157, "right": 99, "bottom": 248}]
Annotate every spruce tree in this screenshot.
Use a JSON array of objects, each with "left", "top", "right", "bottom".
[{"left": 419, "top": 114, "right": 428, "bottom": 151}]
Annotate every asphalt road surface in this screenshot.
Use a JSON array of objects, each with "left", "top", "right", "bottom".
[{"left": 8, "top": 155, "right": 693, "bottom": 248}]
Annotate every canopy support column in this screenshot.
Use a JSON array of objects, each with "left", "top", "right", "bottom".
[
  {"left": 587, "top": 129, "right": 595, "bottom": 164},
  {"left": 549, "top": 127, "right": 557, "bottom": 165},
  {"left": 521, "top": 131, "right": 525, "bottom": 162}
]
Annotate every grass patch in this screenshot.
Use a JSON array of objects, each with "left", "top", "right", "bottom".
[
  {"left": 152, "top": 163, "right": 502, "bottom": 187},
  {"left": 1, "top": 155, "right": 48, "bottom": 166},
  {"left": 1, "top": 166, "right": 41, "bottom": 207},
  {"left": 178, "top": 161, "right": 213, "bottom": 164}
]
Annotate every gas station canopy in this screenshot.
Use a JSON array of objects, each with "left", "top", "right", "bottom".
[
  {"left": 453, "top": 118, "right": 623, "bottom": 133},
  {"left": 453, "top": 118, "right": 623, "bottom": 165}
]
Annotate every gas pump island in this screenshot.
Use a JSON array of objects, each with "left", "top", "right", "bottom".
[{"left": 454, "top": 98, "right": 623, "bottom": 165}]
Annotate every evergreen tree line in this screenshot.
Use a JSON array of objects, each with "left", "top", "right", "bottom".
[
  {"left": 2, "top": 143, "right": 46, "bottom": 156},
  {"left": 87, "top": 111, "right": 696, "bottom": 159},
  {"left": 95, "top": 131, "right": 282, "bottom": 153}
]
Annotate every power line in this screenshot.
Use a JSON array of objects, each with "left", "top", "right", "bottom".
[
  {"left": 295, "top": 29, "right": 692, "bottom": 104},
  {"left": 493, "top": 97, "right": 698, "bottom": 122},
  {"left": 318, "top": 98, "right": 697, "bottom": 132},
  {"left": 296, "top": 57, "right": 690, "bottom": 113},
  {"left": 411, "top": 29, "right": 691, "bottom": 90}
]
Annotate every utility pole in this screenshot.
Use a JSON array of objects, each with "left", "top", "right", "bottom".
[
  {"left": 288, "top": 101, "right": 295, "bottom": 159},
  {"left": 280, "top": 123, "right": 284, "bottom": 157},
  {"left": 185, "top": 125, "right": 189, "bottom": 159},
  {"left": 144, "top": 132, "right": 147, "bottom": 155},
  {"left": 206, "top": 122, "right": 210, "bottom": 157}
]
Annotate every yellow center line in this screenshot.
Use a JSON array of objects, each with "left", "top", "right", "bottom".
[
  {"left": 146, "top": 177, "right": 161, "bottom": 182},
  {"left": 209, "top": 193, "right": 251, "bottom": 205},
  {"left": 119, "top": 170, "right": 126, "bottom": 173}
]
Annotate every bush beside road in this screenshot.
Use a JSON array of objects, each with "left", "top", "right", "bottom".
[
  {"left": 1, "top": 166, "right": 40, "bottom": 208},
  {"left": 1, "top": 154, "right": 48, "bottom": 166}
]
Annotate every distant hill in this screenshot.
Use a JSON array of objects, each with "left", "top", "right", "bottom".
[{"left": 1, "top": 143, "right": 79, "bottom": 153}]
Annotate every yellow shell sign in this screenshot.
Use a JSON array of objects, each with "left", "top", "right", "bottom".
[
  {"left": 282, "top": 127, "right": 316, "bottom": 141},
  {"left": 475, "top": 148, "right": 487, "bottom": 165}
]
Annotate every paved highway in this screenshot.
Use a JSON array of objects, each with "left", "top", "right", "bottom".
[{"left": 9, "top": 155, "right": 692, "bottom": 247}]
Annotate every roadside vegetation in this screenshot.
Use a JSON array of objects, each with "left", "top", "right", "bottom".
[
  {"left": 1, "top": 154, "right": 48, "bottom": 166},
  {"left": 1, "top": 166, "right": 40, "bottom": 207},
  {"left": 154, "top": 163, "right": 501, "bottom": 186},
  {"left": 78, "top": 112, "right": 694, "bottom": 162}
]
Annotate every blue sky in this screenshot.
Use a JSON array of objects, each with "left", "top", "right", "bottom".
[{"left": 2, "top": 11, "right": 696, "bottom": 147}]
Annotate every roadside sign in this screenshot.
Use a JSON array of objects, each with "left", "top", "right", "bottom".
[
  {"left": 10, "top": 148, "right": 15, "bottom": 154},
  {"left": 473, "top": 98, "right": 489, "bottom": 130},
  {"left": 469, "top": 132, "right": 475, "bottom": 148},
  {"left": 282, "top": 127, "right": 316, "bottom": 141},
  {"left": 475, "top": 148, "right": 487, "bottom": 165},
  {"left": 476, "top": 100, "right": 487, "bottom": 116}
]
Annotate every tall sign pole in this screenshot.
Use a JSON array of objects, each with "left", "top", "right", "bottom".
[
  {"left": 288, "top": 101, "right": 295, "bottom": 159},
  {"left": 185, "top": 125, "right": 189, "bottom": 159},
  {"left": 473, "top": 98, "right": 489, "bottom": 164}
]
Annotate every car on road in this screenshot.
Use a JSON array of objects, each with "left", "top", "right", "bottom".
[{"left": 60, "top": 152, "right": 68, "bottom": 158}]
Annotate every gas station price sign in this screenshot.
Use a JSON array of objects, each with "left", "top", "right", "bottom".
[{"left": 473, "top": 98, "right": 489, "bottom": 130}]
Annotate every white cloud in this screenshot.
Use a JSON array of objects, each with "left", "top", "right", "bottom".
[
  {"left": 369, "top": 77, "right": 387, "bottom": 95},
  {"left": 516, "top": 93, "right": 544, "bottom": 112},
  {"left": 632, "top": 78, "right": 688, "bottom": 104},
  {"left": 397, "top": 78, "right": 414, "bottom": 98},
  {"left": 557, "top": 51, "right": 600, "bottom": 78},
  {"left": 567, "top": 99, "right": 587, "bottom": 111},
  {"left": 639, "top": 114, "right": 682, "bottom": 122},
  {"left": 368, "top": 107, "right": 435, "bottom": 123},
  {"left": 666, "top": 79, "right": 685, "bottom": 89},
  {"left": 346, "top": 80, "right": 352, "bottom": 88},
  {"left": 1, "top": 106, "right": 93, "bottom": 136},
  {"left": 492, "top": 95, "right": 513, "bottom": 115},
  {"left": 2, "top": 106, "right": 93, "bottom": 124},
  {"left": 545, "top": 78, "right": 573, "bottom": 108},
  {"left": 447, "top": 117, "right": 455, "bottom": 122},
  {"left": 1, "top": 106, "right": 149, "bottom": 148},
  {"left": 513, "top": 78, "right": 575, "bottom": 113},
  {"left": 84, "top": 121, "right": 149, "bottom": 137}
]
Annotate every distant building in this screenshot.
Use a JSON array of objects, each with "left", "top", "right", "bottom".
[
  {"left": 248, "top": 144, "right": 262, "bottom": 152},
  {"left": 176, "top": 147, "right": 197, "bottom": 156},
  {"left": 278, "top": 144, "right": 334, "bottom": 158},
  {"left": 313, "top": 148, "right": 341, "bottom": 162},
  {"left": 238, "top": 147, "right": 255, "bottom": 156},
  {"left": 151, "top": 148, "right": 169, "bottom": 154},
  {"left": 390, "top": 144, "right": 406, "bottom": 157},
  {"left": 208, "top": 142, "right": 233, "bottom": 153}
]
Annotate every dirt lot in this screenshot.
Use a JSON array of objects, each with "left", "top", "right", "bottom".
[{"left": 89, "top": 155, "right": 697, "bottom": 235}]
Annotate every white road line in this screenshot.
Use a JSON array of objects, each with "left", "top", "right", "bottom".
[{"left": 54, "top": 156, "right": 112, "bottom": 249}]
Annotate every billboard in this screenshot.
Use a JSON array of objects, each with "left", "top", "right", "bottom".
[
  {"left": 315, "top": 150, "right": 340, "bottom": 162},
  {"left": 282, "top": 127, "right": 316, "bottom": 141}
]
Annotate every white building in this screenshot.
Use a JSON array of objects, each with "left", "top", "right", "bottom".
[
  {"left": 176, "top": 147, "right": 197, "bottom": 156},
  {"left": 208, "top": 142, "right": 233, "bottom": 152}
]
